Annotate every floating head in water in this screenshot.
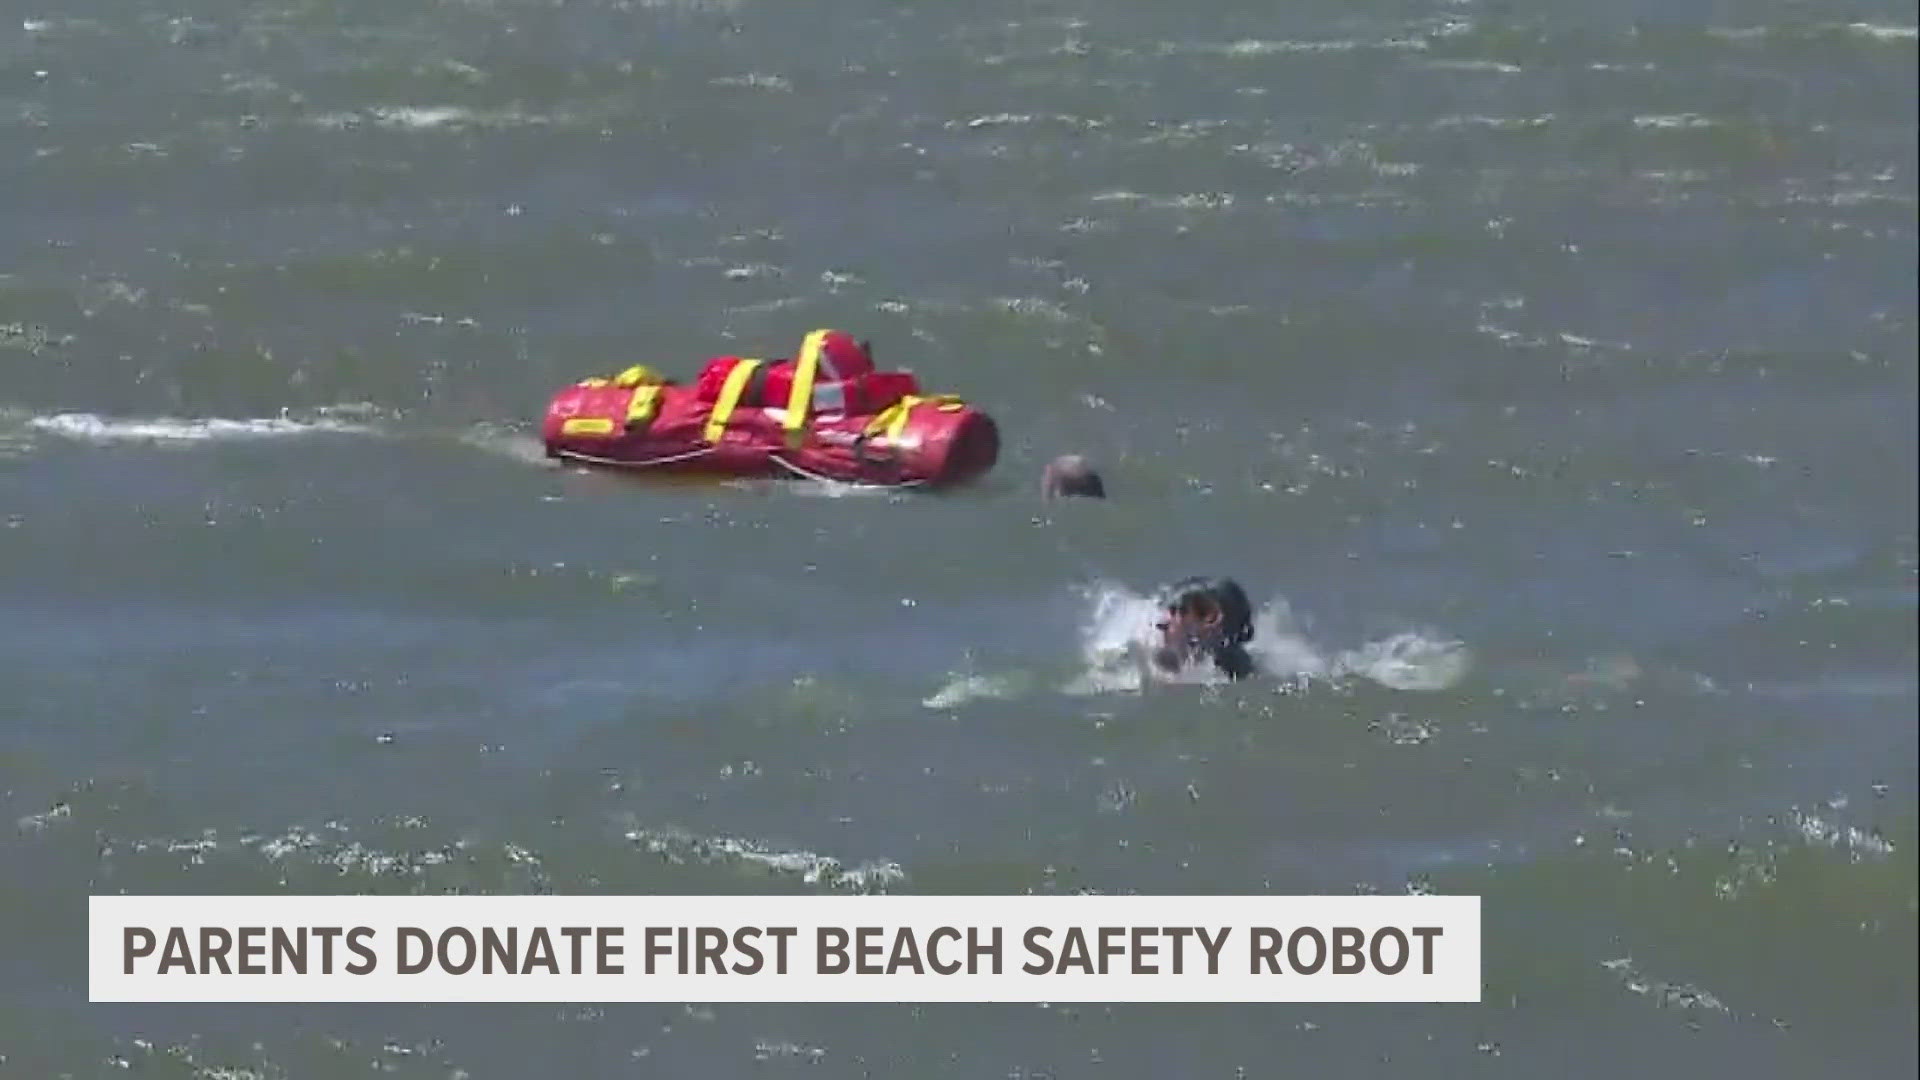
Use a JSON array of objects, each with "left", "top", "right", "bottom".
[
  {"left": 1153, "top": 576, "right": 1256, "bottom": 680},
  {"left": 1042, "top": 455, "right": 1106, "bottom": 499}
]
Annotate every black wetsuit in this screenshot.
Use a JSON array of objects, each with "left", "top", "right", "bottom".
[{"left": 1210, "top": 641, "right": 1256, "bottom": 681}]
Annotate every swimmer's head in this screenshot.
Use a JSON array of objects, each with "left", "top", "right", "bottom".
[
  {"left": 1042, "top": 455, "right": 1106, "bottom": 499},
  {"left": 1152, "top": 576, "right": 1256, "bottom": 678}
]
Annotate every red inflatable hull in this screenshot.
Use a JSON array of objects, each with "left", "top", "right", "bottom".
[{"left": 541, "top": 366, "right": 998, "bottom": 489}]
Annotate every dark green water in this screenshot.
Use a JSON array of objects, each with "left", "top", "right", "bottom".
[{"left": 3, "top": 1, "right": 1915, "bottom": 1076}]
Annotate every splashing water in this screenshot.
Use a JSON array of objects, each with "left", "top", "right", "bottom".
[
  {"left": 1327, "top": 630, "right": 1474, "bottom": 691},
  {"left": 926, "top": 582, "right": 1471, "bottom": 707},
  {"left": 458, "top": 421, "right": 560, "bottom": 468},
  {"left": 1068, "top": 581, "right": 1332, "bottom": 694},
  {"left": 24, "top": 410, "right": 380, "bottom": 444},
  {"left": 1071, "top": 582, "right": 1470, "bottom": 696}
]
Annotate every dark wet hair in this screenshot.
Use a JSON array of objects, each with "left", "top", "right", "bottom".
[
  {"left": 1161, "top": 576, "right": 1254, "bottom": 646},
  {"left": 1042, "top": 455, "right": 1105, "bottom": 499},
  {"left": 1155, "top": 576, "right": 1257, "bottom": 681}
]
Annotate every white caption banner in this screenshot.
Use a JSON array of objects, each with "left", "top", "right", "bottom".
[{"left": 91, "top": 895, "right": 1480, "bottom": 1003}]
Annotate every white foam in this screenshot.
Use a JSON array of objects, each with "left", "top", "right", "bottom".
[
  {"left": 755, "top": 1040, "right": 828, "bottom": 1063},
  {"left": 15, "top": 801, "right": 71, "bottom": 833},
  {"left": 1171, "top": 38, "right": 1428, "bottom": 57},
  {"left": 710, "top": 73, "right": 792, "bottom": 92},
  {"left": 990, "top": 296, "right": 1080, "bottom": 323},
  {"left": 1719, "top": 23, "right": 1918, "bottom": 43},
  {"left": 622, "top": 825, "right": 906, "bottom": 892},
  {"left": 1329, "top": 632, "right": 1472, "bottom": 691},
  {"left": 1090, "top": 190, "right": 1236, "bottom": 212},
  {"left": 724, "top": 297, "right": 809, "bottom": 316},
  {"left": 923, "top": 672, "right": 1033, "bottom": 709},
  {"left": 963, "top": 112, "right": 1035, "bottom": 128},
  {"left": 636, "top": 0, "right": 745, "bottom": 11},
  {"left": 115, "top": 822, "right": 466, "bottom": 881},
  {"left": 1601, "top": 957, "right": 1732, "bottom": 1016},
  {"left": 1475, "top": 321, "right": 1550, "bottom": 348},
  {"left": 1428, "top": 114, "right": 1554, "bottom": 131},
  {"left": 458, "top": 422, "right": 559, "bottom": 468},
  {"left": 955, "top": 112, "right": 1106, "bottom": 131},
  {"left": 309, "top": 106, "right": 554, "bottom": 132},
  {"left": 1634, "top": 113, "right": 1718, "bottom": 130},
  {"left": 369, "top": 106, "right": 472, "bottom": 129},
  {"left": 26, "top": 411, "right": 377, "bottom": 444},
  {"left": 1423, "top": 59, "right": 1523, "bottom": 74},
  {"left": 784, "top": 478, "right": 908, "bottom": 499},
  {"left": 1788, "top": 809, "right": 1897, "bottom": 859},
  {"left": 1847, "top": 23, "right": 1917, "bottom": 41},
  {"left": 1559, "top": 331, "right": 1633, "bottom": 351},
  {"left": 1065, "top": 582, "right": 1470, "bottom": 695}
]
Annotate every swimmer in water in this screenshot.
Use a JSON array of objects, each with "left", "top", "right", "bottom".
[
  {"left": 1038, "top": 457, "right": 1249, "bottom": 681},
  {"left": 1042, "top": 455, "right": 1105, "bottom": 499},
  {"left": 1151, "top": 576, "right": 1256, "bottom": 681}
]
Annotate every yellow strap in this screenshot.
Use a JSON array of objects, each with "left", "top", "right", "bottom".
[
  {"left": 863, "top": 394, "right": 965, "bottom": 443},
  {"left": 783, "top": 329, "right": 831, "bottom": 449},
  {"left": 612, "top": 365, "right": 658, "bottom": 389},
  {"left": 626, "top": 383, "right": 663, "bottom": 428},
  {"left": 704, "top": 358, "right": 762, "bottom": 443},
  {"left": 560, "top": 416, "right": 616, "bottom": 437}
]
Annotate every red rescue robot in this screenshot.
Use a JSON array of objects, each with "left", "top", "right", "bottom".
[{"left": 542, "top": 329, "right": 999, "bottom": 489}]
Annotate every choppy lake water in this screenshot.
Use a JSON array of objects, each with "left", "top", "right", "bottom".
[{"left": 3, "top": 1, "right": 1915, "bottom": 1076}]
